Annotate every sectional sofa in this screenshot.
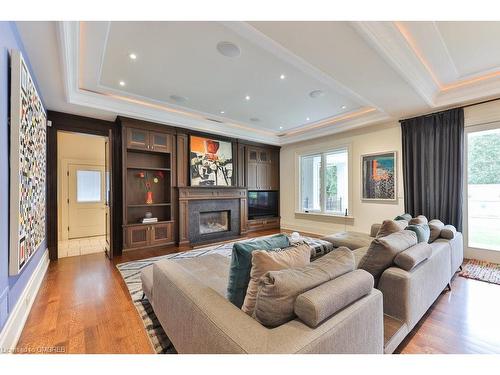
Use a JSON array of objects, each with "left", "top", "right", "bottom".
[{"left": 141, "top": 215, "right": 463, "bottom": 354}]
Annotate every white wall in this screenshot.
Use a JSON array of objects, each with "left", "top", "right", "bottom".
[{"left": 280, "top": 121, "right": 405, "bottom": 236}]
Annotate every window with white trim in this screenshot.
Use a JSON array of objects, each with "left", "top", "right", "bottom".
[{"left": 299, "top": 147, "right": 349, "bottom": 215}]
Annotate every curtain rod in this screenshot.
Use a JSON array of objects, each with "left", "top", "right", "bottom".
[{"left": 399, "top": 97, "right": 500, "bottom": 123}]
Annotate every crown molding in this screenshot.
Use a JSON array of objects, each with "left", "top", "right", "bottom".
[
  {"left": 58, "top": 21, "right": 389, "bottom": 145},
  {"left": 352, "top": 21, "right": 438, "bottom": 106}
]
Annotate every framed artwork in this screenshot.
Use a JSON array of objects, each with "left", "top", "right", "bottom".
[
  {"left": 9, "top": 50, "right": 47, "bottom": 275},
  {"left": 361, "top": 151, "right": 397, "bottom": 201},
  {"left": 189, "top": 135, "right": 233, "bottom": 186}
]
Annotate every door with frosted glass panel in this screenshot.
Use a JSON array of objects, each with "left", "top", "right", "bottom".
[{"left": 68, "top": 164, "right": 106, "bottom": 239}]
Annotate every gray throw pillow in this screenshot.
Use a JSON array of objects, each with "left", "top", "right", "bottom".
[
  {"left": 253, "top": 247, "right": 354, "bottom": 328},
  {"left": 376, "top": 219, "right": 408, "bottom": 238},
  {"left": 409, "top": 215, "right": 428, "bottom": 225},
  {"left": 440, "top": 225, "right": 457, "bottom": 239},
  {"left": 394, "top": 242, "right": 432, "bottom": 271},
  {"left": 405, "top": 224, "right": 430, "bottom": 243},
  {"left": 428, "top": 219, "right": 445, "bottom": 243},
  {"left": 358, "top": 230, "right": 418, "bottom": 282}
]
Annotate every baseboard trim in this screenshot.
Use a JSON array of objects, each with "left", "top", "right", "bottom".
[{"left": 0, "top": 248, "right": 50, "bottom": 352}]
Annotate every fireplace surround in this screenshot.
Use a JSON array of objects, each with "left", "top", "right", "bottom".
[{"left": 178, "top": 187, "right": 248, "bottom": 245}]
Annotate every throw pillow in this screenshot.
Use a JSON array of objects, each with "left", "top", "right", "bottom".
[
  {"left": 253, "top": 247, "right": 354, "bottom": 328},
  {"left": 394, "top": 213, "right": 412, "bottom": 221},
  {"left": 376, "top": 219, "right": 408, "bottom": 238},
  {"left": 409, "top": 215, "right": 428, "bottom": 225},
  {"left": 405, "top": 224, "right": 430, "bottom": 243},
  {"left": 241, "top": 243, "right": 311, "bottom": 316},
  {"left": 440, "top": 224, "right": 457, "bottom": 239},
  {"left": 394, "top": 242, "right": 432, "bottom": 271},
  {"left": 358, "top": 230, "right": 418, "bottom": 283},
  {"left": 428, "top": 219, "right": 445, "bottom": 243},
  {"left": 227, "top": 234, "right": 290, "bottom": 308}
]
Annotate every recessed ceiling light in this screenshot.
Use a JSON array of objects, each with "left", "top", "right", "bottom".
[
  {"left": 306, "top": 117, "right": 310, "bottom": 121},
  {"left": 309, "top": 89, "right": 325, "bottom": 99},
  {"left": 169, "top": 94, "right": 188, "bottom": 103},
  {"left": 279, "top": 126, "right": 283, "bottom": 130},
  {"left": 119, "top": 81, "right": 126, "bottom": 86},
  {"left": 280, "top": 74, "right": 286, "bottom": 80},
  {"left": 220, "top": 110, "right": 225, "bottom": 114},
  {"left": 341, "top": 105, "right": 347, "bottom": 110},
  {"left": 245, "top": 95, "right": 251, "bottom": 101},
  {"left": 216, "top": 41, "right": 241, "bottom": 58},
  {"left": 129, "top": 53, "right": 137, "bottom": 60}
]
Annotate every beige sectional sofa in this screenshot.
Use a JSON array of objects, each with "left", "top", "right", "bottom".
[
  {"left": 322, "top": 218, "right": 464, "bottom": 353},
  {"left": 147, "top": 253, "right": 384, "bottom": 354}
]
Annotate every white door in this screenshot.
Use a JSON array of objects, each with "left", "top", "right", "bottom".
[
  {"left": 68, "top": 164, "right": 106, "bottom": 239},
  {"left": 464, "top": 122, "right": 500, "bottom": 261}
]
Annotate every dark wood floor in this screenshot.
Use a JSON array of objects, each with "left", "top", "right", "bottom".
[{"left": 16, "top": 229, "right": 500, "bottom": 354}]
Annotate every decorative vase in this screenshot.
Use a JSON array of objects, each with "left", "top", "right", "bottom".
[{"left": 146, "top": 191, "right": 153, "bottom": 204}]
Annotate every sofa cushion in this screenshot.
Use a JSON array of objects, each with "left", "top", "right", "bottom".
[
  {"left": 376, "top": 219, "right": 408, "bottom": 238},
  {"left": 321, "top": 231, "right": 372, "bottom": 250},
  {"left": 227, "top": 234, "right": 290, "bottom": 308},
  {"left": 409, "top": 215, "right": 428, "bottom": 225},
  {"left": 405, "top": 224, "right": 431, "bottom": 243},
  {"left": 242, "top": 243, "right": 311, "bottom": 316},
  {"left": 440, "top": 225, "right": 457, "bottom": 239},
  {"left": 358, "top": 230, "right": 418, "bottom": 282},
  {"left": 394, "top": 213, "right": 412, "bottom": 221},
  {"left": 394, "top": 242, "right": 432, "bottom": 271},
  {"left": 428, "top": 219, "right": 445, "bottom": 243},
  {"left": 253, "top": 247, "right": 354, "bottom": 328},
  {"left": 294, "top": 269, "right": 374, "bottom": 328}
]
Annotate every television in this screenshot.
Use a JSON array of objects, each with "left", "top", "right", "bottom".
[{"left": 248, "top": 191, "right": 279, "bottom": 219}]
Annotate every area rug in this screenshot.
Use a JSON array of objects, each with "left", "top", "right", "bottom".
[
  {"left": 116, "top": 235, "right": 333, "bottom": 354},
  {"left": 459, "top": 258, "right": 500, "bottom": 285}
]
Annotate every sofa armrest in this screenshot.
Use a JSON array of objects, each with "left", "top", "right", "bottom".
[{"left": 378, "top": 243, "right": 451, "bottom": 329}]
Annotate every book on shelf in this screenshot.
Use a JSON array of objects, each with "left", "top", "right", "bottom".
[{"left": 141, "top": 217, "right": 158, "bottom": 223}]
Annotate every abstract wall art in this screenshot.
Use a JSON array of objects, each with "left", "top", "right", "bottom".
[
  {"left": 9, "top": 50, "right": 47, "bottom": 275},
  {"left": 361, "top": 151, "right": 397, "bottom": 201},
  {"left": 190, "top": 135, "right": 233, "bottom": 186}
]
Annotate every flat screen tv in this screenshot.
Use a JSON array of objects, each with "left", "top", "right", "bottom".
[{"left": 248, "top": 191, "right": 278, "bottom": 219}]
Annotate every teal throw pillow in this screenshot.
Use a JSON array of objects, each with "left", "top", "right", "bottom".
[
  {"left": 394, "top": 213, "right": 412, "bottom": 221},
  {"left": 405, "top": 224, "right": 430, "bottom": 243},
  {"left": 227, "top": 234, "right": 290, "bottom": 308}
]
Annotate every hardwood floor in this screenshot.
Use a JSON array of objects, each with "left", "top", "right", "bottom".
[{"left": 16, "top": 230, "right": 500, "bottom": 354}]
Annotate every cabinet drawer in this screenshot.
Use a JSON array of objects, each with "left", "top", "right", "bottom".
[{"left": 247, "top": 217, "right": 280, "bottom": 232}]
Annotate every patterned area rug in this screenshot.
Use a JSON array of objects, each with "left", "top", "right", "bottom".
[
  {"left": 116, "top": 235, "right": 333, "bottom": 354},
  {"left": 459, "top": 258, "right": 500, "bottom": 285}
]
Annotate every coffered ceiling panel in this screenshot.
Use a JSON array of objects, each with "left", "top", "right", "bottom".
[{"left": 16, "top": 21, "right": 500, "bottom": 145}]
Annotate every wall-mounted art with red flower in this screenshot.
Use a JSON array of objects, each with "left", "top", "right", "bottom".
[{"left": 190, "top": 136, "right": 233, "bottom": 186}]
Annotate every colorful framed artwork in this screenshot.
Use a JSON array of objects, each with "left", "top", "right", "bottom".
[
  {"left": 361, "top": 151, "right": 397, "bottom": 201},
  {"left": 9, "top": 50, "right": 47, "bottom": 275},
  {"left": 189, "top": 135, "right": 233, "bottom": 187}
]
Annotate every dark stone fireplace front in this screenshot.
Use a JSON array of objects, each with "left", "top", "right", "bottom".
[{"left": 188, "top": 199, "right": 240, "bottom": 244}]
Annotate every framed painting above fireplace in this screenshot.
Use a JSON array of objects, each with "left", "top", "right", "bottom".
[{"left": 190, "top": 135, "right": 233, "bottom": 186}]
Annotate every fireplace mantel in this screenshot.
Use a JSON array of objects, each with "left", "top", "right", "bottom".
[{"left": 177, "top": 187, "right": 248, "bottom": 245}]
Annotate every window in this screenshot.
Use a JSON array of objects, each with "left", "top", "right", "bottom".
[
  {"left": 299, "top": 147, "right": 349, "bottom": 215},
  {"left": 77, "top": 170, "right": 102, "bottom": 203}
]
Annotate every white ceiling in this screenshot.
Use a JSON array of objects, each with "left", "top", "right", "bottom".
[{"left": 15, "top": 21, "right": 500, "bottom": 145}]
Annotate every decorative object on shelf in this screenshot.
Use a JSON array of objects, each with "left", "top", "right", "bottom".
[
  {"left": 9, "top": 50, "right": 47, "bottom": 275},
  {"left": 141, "top": 217, "right": 158, "bottom": 224},
  {"left": 136, "top": 170, "right": 164, "bottom": 204},
  {"left": 145, "top": 211, "right": 153, "bottom": 219},
  {"left": 290, "top": 231, "right": 302, "bottom": 244},
  {"left": 361, "top": 151, "right": 397, "bottom": 201},
  {"left": 190, "top": 135, "right": 233, "bottom": 186}
]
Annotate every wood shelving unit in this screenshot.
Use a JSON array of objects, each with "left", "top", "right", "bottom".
[{"left": 120, "top": 120, "right": 177, "bottom": 250}]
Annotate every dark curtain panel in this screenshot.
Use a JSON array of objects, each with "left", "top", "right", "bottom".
[{"left": 401, "top": 108, "right": 464, "bottom": 231}]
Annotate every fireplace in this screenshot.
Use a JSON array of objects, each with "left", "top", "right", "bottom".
[
  {"left": 199, "top": 211, "right": 230, "bottom": 234},
  {"left": 187, "top": 198, "right": 241, "bottom": 244}
]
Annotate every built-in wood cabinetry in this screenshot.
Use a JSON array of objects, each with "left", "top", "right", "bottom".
[
  {"left": 247, "top": 217, "right": 280, "bottom": 232},
  {"left": 120, "top": 117, "right": 176, "bottom": 251},
  {"left": 246, "top": 146, "right": 279, "bottom": 190}
]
